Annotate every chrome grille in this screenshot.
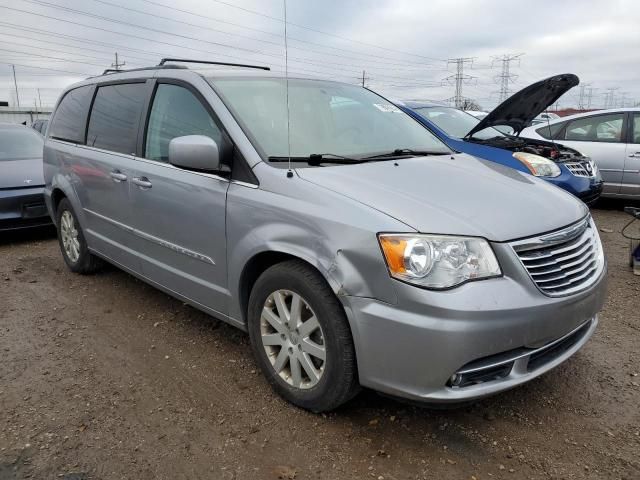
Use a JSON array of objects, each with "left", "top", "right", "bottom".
[
  {"left": 511, "top": 217, "right": 604, "bottom": 297},
  {"left": 564, "top": 161, "right": 596, "bottom": 178}
]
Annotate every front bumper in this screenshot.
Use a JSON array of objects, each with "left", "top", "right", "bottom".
[
  {"left": 341, "top": 243, "right": 607, "bottom": 404},
  {"left": 0, "top": 186, "right": 52, "bottom": 231}
]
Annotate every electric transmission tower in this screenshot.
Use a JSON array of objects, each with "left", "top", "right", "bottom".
[
  {"left": 586, "top": 86, "right": 597, "bottom": 109},
  {"left": 603, "top": 87, "right": 619, "bottom": 108},
  {"left": 492, "top": 53, "right": 523, "bottom": 103},
  {"left": 578, "top": 83, "right": 592, "bottom": 110},
  {"left": 442, "top": 57, "right": 476, "bottom": 108}
]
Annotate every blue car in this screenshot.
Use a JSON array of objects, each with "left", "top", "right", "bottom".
[{"left": 398, "top": 74, "right": 603, "bottom": 204}]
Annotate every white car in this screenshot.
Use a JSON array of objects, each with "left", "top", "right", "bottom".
[{"left": 521, "top": 108, "right": 640, "bottom": 198}]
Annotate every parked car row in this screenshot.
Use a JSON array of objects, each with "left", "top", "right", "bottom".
[{"left": 36, "top": 60, "right": 606, "bottom": 412}]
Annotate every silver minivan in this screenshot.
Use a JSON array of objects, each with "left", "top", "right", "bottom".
[{"left": 44, "top": 60, "right": 607, "bottom": 411}]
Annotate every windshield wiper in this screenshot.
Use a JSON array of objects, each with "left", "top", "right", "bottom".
[
  {"left": 268, "top": 153, "right": 366, "bottom": 166},
  {"left": 363, "top": 148, "right": 447, "bottom": 159}
]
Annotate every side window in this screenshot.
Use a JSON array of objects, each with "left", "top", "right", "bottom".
[
  {"left": 564, "top": 113, "right": 624, "bottom": 143},
  {"left": 86, "top": 83, "right": 147, "bottom": 154},
  {"left": 145, "top": 84, "right": 222, "bottom": 162},
  {"left": 49, "top": 85, "right": 93, "bottom": 143},
  {"left": 632, "top": 114, "right": 640, "bottom": 144},
  {"left": 535, "top": 122, "right": 564, "bottom": 140}
]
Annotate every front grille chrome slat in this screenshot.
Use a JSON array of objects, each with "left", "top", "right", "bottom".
[{"left": 511, "top": 217, "right": 604, "bottom": 297}]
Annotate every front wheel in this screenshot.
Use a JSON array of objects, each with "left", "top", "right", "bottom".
[{"left": 247, "top": 260, "right": 359, "bottom": 412}]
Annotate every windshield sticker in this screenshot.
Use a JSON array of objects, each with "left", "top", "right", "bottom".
[{"left": 373, "top": 103, "right": 402, "bottom": 113}]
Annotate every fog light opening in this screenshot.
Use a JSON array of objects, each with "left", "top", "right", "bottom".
[{"left": 450, "top": 373, "right": 462, "bottom": 387}]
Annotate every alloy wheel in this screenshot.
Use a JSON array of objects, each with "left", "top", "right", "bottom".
[
  {"left": 60, "top": 210, "right": 80, "bottom": 263},
  {"left": 260, "top": 289, "right": 326, "bottom": 389}
]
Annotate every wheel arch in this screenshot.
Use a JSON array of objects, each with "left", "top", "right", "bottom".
[{"left": 237, "top": 249, "right": 343, "bottom": 326}]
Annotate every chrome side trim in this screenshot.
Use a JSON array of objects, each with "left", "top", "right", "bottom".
[{"left": 84, "top": 208, "right": 215, "bottom": 265}]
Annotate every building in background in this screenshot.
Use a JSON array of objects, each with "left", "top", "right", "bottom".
[{"left": 0, "top": 105, "right": 52, "bottom": 125}]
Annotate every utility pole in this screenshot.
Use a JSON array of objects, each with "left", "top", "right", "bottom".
[
  {"left": 359, "top": 70, "right": 370, "bottom": 87},
  {"left": 111, "top": 52, "right": 126, "bottom": 71},
  {"left": 11, "top": 64, "right": 20, "bottom": 108},
  {"left": 492, "top": 53, "right": 523, "bottom": 103},
  {"left": 37, "top": 88, "right": 43, "bottom": 110},
  {"left": 443, "top": 57, "right": 476, "bottom": 108}
]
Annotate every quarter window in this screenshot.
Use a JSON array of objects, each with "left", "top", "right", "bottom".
[
  {"left": 48, "top": 85, "right": 93, "bottom": 143},
  {"left": 564, "top": 113, "right": 624, "bottom": 143},
  {"left": 145, "top": 84, "right": 222, "bottom": 162},
  {"left": 86, "top": 83, "right": 147, "bottom": 154},
  {"left": 632, "top": 113, "right": 640, "bottom": 144}
]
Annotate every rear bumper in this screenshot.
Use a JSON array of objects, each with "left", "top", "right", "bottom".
[{"left": 0, "top": 186, "right": 52, "bottom": 231}]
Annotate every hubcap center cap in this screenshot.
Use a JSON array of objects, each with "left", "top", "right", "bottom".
[{"left": 289, "top": 332, "right": 299, "bottom": 344}]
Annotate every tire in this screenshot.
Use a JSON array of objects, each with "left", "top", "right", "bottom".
[
  {"left": 56, "top": 198, "right": 102, "bottom": 274},
  {"left": 247, "top": 260, "right": 359, "bottom": 412}
]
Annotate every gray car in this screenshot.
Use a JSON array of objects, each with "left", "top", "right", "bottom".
[
  {"left": 1, "top": 123, "right": 52, "bottom": 231},
  {"left": 522, "top": 108, "right": 640, "bottom": 198},
  {"left": 43, "top": 60, "right": 607, "bottom": 411}
]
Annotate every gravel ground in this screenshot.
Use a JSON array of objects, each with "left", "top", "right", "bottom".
[{"left": 1, "top": 204, "right": 639, "bottom": 480}]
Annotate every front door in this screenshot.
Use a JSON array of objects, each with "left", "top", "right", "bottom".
[{"left": 129, "top": 82, "right": 230, "bottom": 315}]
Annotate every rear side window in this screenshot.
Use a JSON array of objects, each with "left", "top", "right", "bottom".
[
  {"left": 564, "top": 113, "right": 624, "bottom": 143},
  {"left": 535, "top": 122, "right": 564, "bottom": 140},
  {"left": 87, "top": 83, "right": 147, "bottom": 154},
  {"left": 632, "top": 113, "right": 640, "bottom": 144},
  {"left": 145, "top": 84, "right": 222, "bottom": 162},
  {"left": 49, "top": 85, "right": 93, "bottom": 143}
]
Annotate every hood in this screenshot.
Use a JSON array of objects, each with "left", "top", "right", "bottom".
[
  {"left": 297, "top": 154, "right": 588, "bottom": 242},
  {"left": 0, "top": 158, "right": 45, "bottom": 189},
  {"left": 466, "top": 74, "right": 579, "bottom": 138}
]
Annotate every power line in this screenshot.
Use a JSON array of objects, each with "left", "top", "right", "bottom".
[
  {"left": 0, "top": 17, "right": 444, "bottom": 85},
  {"left": 89, "top": 0, "right": 440, "bottom": 69},
  {"left": 19, "top": 0, "right": 442, "bottom": 72},
  {"left": 189, "top": 0, "right": 446, "bottom": 63}
]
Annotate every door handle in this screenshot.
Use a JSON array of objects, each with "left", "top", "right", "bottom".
[
  {"left": 629, "top": 152, "right": 640, "bottom": 158},
  {"left": 109, "top": 170, "right": 127, "bottom": 182},
  {"left": 132, "top": 176, "right": 152, "bottom": 189}
]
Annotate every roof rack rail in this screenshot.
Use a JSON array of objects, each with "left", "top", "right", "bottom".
[
  {"left": 100, "top": 65, "right": 186, "bottom": 75},
  {"left": 158, "top": 58, "right": 270, "bottom": 71}
]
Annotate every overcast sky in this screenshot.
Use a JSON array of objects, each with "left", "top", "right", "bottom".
[{"left": 1, "top": 0, "right": 638, "bottom": 111}]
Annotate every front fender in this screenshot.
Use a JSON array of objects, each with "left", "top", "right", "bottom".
[{"left": 225, "top": 167, "right": 407, "bottom": 323}]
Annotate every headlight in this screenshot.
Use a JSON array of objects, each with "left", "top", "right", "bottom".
[
  {"left": 513, "top": 152, "right": 561, "bottom": 177},
  {"left": 378, "top": 234, "right": 501, "bottom": 289}
]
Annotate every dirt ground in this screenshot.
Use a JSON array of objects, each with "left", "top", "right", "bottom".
[{"left": 1, "top": 203, "right": 639, "bottom": 480}]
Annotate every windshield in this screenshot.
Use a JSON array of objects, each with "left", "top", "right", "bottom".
[
  {"left": 413, "top": 106, "right": 506, "bottom": 140},
  {"left": 208, "top": 77, "right": 450, "bottom": 162},
  {"left": 0, "top": 127, "right": 43, "bottom": 161}
]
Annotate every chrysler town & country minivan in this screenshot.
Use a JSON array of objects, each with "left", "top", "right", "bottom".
[{"left": 43, "top": 60, "right": 607, "bottom": 411}]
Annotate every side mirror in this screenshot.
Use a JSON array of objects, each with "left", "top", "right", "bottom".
[{"left": 168, "top": 135, "right": 220, "bottom": 171}]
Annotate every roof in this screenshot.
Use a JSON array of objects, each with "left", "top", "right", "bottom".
[{"left": 536, "top": 107, "right": 640, "bottom": 125}]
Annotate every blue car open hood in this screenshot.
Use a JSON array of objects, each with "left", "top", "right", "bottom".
[{"left": 466, "top": 74, "right": 579, "bottom": 138}]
